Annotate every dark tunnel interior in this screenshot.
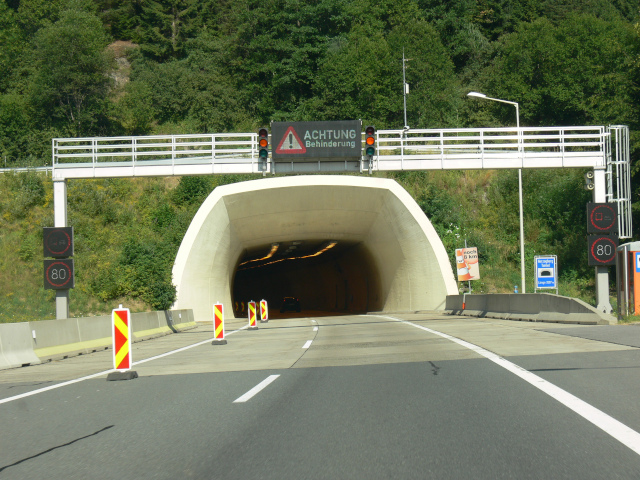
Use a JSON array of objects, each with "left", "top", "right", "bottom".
[{"left": 232, "top": 240, "right": 382, "bottom": 318}]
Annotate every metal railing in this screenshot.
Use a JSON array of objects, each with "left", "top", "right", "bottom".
[
  {"left": 52, "top": 126, "right": 608, "bottom": 177},
  {"left": 375, "top": 126, "right": 607, "bottom": 171},
  {"left": 606, "top": 126, "right": 632, "bottom": 239},
  {"left": 50, "top": 125, "right": 630, "bottom": 237}
]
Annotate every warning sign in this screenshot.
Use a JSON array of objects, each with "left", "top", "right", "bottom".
[
  {"left": 272, "top": 120, "right": 362, "bottom": 162},
  {"left": 276, "top": 126, "right": 306, "bottom": 154}
]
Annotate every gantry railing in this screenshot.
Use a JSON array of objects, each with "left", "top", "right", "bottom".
[{"left": 50, "top": 125, "right": 630, "bottom": 237}]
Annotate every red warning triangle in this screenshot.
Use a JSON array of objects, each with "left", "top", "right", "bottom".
[{"left": 276, "top": 126, "right": 306, "bottom": 154}]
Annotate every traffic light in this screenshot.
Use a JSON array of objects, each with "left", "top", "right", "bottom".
[
  {"left": 364, "top": 126, "right": 376, "bottom": 160},
  {"left": 258, "top": 128, "right": 269, "bottom": 160}
]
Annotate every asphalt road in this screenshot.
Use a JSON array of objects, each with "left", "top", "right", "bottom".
[{"left": 1, "top": 313, "right": 640, "bottom": 479}]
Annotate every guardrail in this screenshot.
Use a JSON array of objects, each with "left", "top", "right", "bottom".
[
  {"left": 375, "top": 126, "right": 607, "bottom": 170},
  {"left": 51, "top": 126, "right": 609, "bottom": 179},
  {"left": 0, "top": 309, "right": 196, "bottom": 370},
  {"left": 48, "top": 125, "right": 630, "bottom": 237}
]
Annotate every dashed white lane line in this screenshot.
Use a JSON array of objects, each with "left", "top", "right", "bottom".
[
  {"left": 0, "top": 324, "right": 250, "bottom": 406},
  {"left": 302, "top": 340, "right": 313, "bottom": 349},
  {"left": 233, "top": 375, "right": 280, "bottom": 403},
  {"left": 374, "top": 314, "right": 640, "bottom": 457},
  {"left": 313, "top": 327, "right": 318, "bottom": 332}
]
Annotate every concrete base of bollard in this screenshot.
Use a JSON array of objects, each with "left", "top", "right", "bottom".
[
  {"left": 248, "top": 326, "right": 259, "bottom": 330},
  {"left": 106, "top": 371, "right": 138, "bottom": 381},
  {"left": 212, "top": 339, "right": 228, "bottom": 345}
]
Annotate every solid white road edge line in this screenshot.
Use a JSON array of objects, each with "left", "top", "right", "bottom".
[
  {"left": 303, "top": 340, "right": 313, "bottom": 349},
  {"left": 0, "top": 324, "right": 250, "bottom": 406},
  {"left": 375, "top": 314, "right": 640, "bottom": 457},
  {"left": 233, "top": 374, "right": 280, "bottom": 403}
]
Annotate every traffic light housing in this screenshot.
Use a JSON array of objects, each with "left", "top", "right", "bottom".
[
  {"left": 258, "top": 128, "right": 269, "bottom": 160},
  {"left": 364, "top": 126, "right": 375, "bottom": 160}
]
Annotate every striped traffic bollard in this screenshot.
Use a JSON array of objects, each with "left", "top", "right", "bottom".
[
  {"left": 248, "top": 301, "right": 258, "bottom": 330},
  {"left": 212, "top": 302, "right": 227, "bottom": 345},
  {"left": 106, "top": 305, "right": 138, "bottom": 381},
  {"left": 260, "top": 299, "right": 268, "bottom": 323}
]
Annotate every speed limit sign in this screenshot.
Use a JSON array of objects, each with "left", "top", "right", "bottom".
[
  {"left": 587, "top": 235, "right": 618, "bottom": 266},
  {"left": 44, "top": 259, "right": 75, "bottom": 289}
]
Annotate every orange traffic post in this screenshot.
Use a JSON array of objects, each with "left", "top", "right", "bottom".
[
  {"left": 248, "top": 301, "right": 258, "bottom": 330},
  {"left": 212, "top": 302, "right": 227, "bottom": 345},
  {"left": 106, "top": 305, "right": 138, "bottom": 381},
  {"left": 260, "top": 299, "right": 269, "bottom": 323}
]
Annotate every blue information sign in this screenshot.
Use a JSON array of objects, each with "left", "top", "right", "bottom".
[{"left": 535, "top": 256, "right": 557, "bottom": 290}]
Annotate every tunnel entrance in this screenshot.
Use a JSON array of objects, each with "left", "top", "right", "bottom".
[
  {"left": 173, "top": 175, "right": 457, "bottom": 322},
  {"left": 232, "top": 240, "right": 382, "bottom": 318}
]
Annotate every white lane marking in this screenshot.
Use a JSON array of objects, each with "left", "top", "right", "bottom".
[
  {"left": 311, "top": 319, "right": 317, "bottom": 323},
  {"left": 375, "top": 315, "right": 640, "bottom": 457},
  {"left": 0, "top": 324, "right": 249, "bottom": 406},
  {"left": 233, "top": 375, "right": 280, "bottom": 403},
  {"left": 313, "top": 327, "right": 318, "bottom": 332},
  {"left": 133, "top": 324, "right": 248, "bottom": 366},
  {"left": 303, "top": 340, "right": 313, "bottom": 349}
]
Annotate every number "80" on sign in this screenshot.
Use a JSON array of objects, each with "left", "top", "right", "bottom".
[{"left": 44, "top": 259, "right": 75, "bottom": 289}]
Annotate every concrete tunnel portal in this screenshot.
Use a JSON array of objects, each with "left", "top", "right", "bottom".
[{"left": 172, "top": 175, "right": 458, "bottom": 321}]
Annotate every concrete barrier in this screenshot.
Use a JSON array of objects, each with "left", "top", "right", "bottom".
[
  {"left": 0, "top": 322, "right": 41, "bottom": 370},
  {"left": 0, "top": 309, "right": 196, "bottom": 370},
  {"left": 445, "top": 293, "right": 616, "bottom": 325}
]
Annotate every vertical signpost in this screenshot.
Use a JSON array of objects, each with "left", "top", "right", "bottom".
[
  {"left": 212, "top": 302, "right": 227, "bottom": 345},
  {"left": 455, "top": 247, "right": 480, "bottom": 308},
  {"left": 260, "top": 299, "right": 269, "bottom": 323},
  {"left": 587, "top": 202, "right": 618, "bottom": 314},
  {"left": 248, "top": 301, "right": 258, "bottom": 330},
  {"left": 43, "top": 227, "right": 75, "bottom": 319},
  {"left": 107, "top": 306, "right": 138, "bottom": 381}
]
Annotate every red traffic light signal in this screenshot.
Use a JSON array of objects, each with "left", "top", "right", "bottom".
[
  {"left": 364, "top": 126, "right": 375, "bottom": 159},
  {"left": 258, "top": 128, "right": 269, "bottom": 159}
]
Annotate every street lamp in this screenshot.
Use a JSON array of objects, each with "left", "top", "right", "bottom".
[{"left": 467, "top": 91, "right": 526, "bottom": 294}]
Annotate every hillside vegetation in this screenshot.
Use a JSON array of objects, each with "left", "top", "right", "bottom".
[
  {"left": 0, "top": 0, "right": 639, "bottom": 321},
  {"left": 0, "top": 167, "right": 594, "bottom": 323}
]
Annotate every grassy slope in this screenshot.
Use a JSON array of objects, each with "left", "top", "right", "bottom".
[{"left": 0, "top": 169, "right": 601, "bottom": 323}]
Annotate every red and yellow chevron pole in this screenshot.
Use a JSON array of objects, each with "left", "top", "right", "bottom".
[
  {"left": 106, "top": 306, "right": 138, "bottom": 381},
  {"left": 248, "top": 301, "right": 258, "bottom": 330},
  {"left": 260, "top": 299, "right": 268, "bottom": 323},
  {"left": 113, "top": 307, "right": 132, "bottom": 370},
  {"left": 212, "top": 302, "right": 227, "bottom": 345}
]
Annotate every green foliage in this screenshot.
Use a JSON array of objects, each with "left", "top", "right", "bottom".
[
  {"left": 30, "top": 7, "right": 114, "bottom": 135},
  {"left": 0, "top": 171, "right": 46, "bottom": 219},
  {"left": 118, "top": 238, "right": 177, "bottom": 310},
  {"left": 173, "top": 176, "right": 214, "bottom": 205},
  {"left": 0, "top": 0, "right": 639, "bottom": 318},
  {"left": 484, "top": 14, "right": 638, "bottom": 127}
]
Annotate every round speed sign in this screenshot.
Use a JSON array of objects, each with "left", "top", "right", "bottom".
[
  {"left": 44, "top": 259, "right": 75, "bottom": 289},
  {"left": 587, "top": 235, "right": 618, "bottom": 266}
]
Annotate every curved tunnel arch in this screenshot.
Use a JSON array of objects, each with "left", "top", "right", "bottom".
[{"left": 173, "top": 175, "right": 457, "bottom": 320}]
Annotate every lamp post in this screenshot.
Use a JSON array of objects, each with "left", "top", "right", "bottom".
[{"left": 467, "top": 91, "right": 526, "bottom": 294}]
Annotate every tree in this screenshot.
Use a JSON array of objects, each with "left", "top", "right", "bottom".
[
  {"left": 387, "top": 18, "right": 462, "bottom": 128},
  {"left": 483, "top": 14, "right": 638, "bottom": 127},
  {"left": 136, "top": 0, "right": 200, "bottom": 60},
  {"left": 30, "top": 8, "right": 115, "bottom": 136}
]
